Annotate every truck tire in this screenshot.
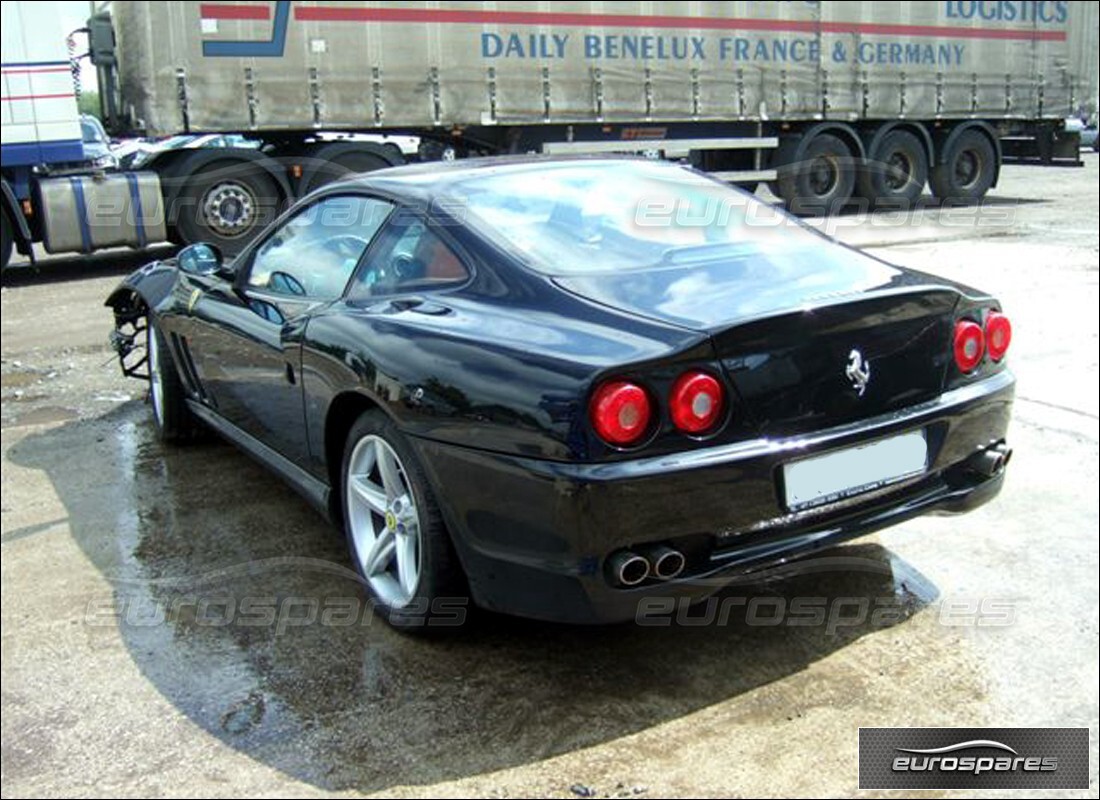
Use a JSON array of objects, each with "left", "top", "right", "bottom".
[
  {"left": 303, "top": 149, "right": 393, "bottom": 194},
  {"left": 1, "top": 211, "right": 12, "bottom": 271},
  {"left": 930, "top": 129, "right": 996, "bottom": 203},
  {"left": 858, "top": 129, "right": 928, "bottom": 207},
  {"left": 175, "top": 161, "right": 280, "bottom": 254},
  {"left": 776, "top": 133, "right": 856, "bottom": 215}
]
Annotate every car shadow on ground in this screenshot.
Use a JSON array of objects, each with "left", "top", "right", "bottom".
[{"left": 8, "top": 402, "right": 940, "bottom": 792}]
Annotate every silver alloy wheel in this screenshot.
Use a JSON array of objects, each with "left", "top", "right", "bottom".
[
  {"left": 147, "top": 323, "right": 164, "bottom": 425},
  {"left": 346, "top": 434, "right": 422, "bottom": 608},
  {"left": 201, "top": 180, "right": 257, "bottom": 238}
]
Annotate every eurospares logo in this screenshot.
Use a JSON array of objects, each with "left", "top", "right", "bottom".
[{"left": 858, "top": 728, "right": 1088, "bottom": 789}]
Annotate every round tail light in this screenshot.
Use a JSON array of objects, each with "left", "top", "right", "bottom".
[
  {"left": 985, "top": 311, "right": 1012, "bottom": 361},
  {"left": 590, "top": 380, "right": 652, "bottom": 446},
  {"left": 954, "top": 319, "right": 985, "bottom": 373},
  {"left": 669, "top": 371, "right": 725, "bottom": 434}
]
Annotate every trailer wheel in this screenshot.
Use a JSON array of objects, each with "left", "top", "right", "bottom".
[
  {"left": 304, "top": 150, "right": 392, "bottom": 194},
  {"left": 930, "top": 129, "right": 996, "bottom": 203},
  {"left": 776, "top": 133, "right": 855, "bottom": 215},
  {"left": 858, "top": 130, "right": 928, "bottom": 207},
  {"left": 175, "top": 162, "right": 280, "bottom": 253},
  {"left": 1, "top": 211, "right": 12, "bottom": 271}
]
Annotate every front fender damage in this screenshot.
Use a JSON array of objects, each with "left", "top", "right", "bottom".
[
  {"left": 105, "top": 259, "right": 178, "bottom": 382},
  {"left": 107, "top": 287, "right": 150, "bottom": 381}
]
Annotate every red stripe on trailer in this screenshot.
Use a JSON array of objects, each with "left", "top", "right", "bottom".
[
  {"left": 200, "top": 3, "right": 272, "bottom": 21},
  {"left": 1, "top": 92, "right": 75, "bottom": 101},
  {"left": 292, "top": 4, "right": 1066, "bottom": 42}
]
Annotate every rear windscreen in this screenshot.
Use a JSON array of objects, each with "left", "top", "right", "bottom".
[{"left": 444, "top": 160, "right": 824, "bottom": 275}]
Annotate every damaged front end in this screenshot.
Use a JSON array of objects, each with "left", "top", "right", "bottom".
[
  {"left": 107, "top": 290, "right": 149, "bottom": 381},
  {"left": 105, "top": 259, "right": 177, "bottom": 383}
]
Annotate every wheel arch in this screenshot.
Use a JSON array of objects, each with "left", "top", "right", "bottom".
[
  {"left": 105, "top": 262, "right": 180, "bottom": 322},
  {"left": 790, "top": 121, "right": 866, "bottom": 164},
  {"left": 323, "top": 389, "right": 389, "bottom": 522},
  {"left": 934, "top": 121, "right": 1002, "bottom": 188}
]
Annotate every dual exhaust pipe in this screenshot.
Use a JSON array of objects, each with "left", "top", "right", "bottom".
[
  {"left": 608, "top": 544, "right": 686, "bottom": 587},
  {"left": 609, "top": 443, "right": 1012, "bottom": 587},
  {"left": 973, "top": 442, "right": 1013, "bottom": 478}
]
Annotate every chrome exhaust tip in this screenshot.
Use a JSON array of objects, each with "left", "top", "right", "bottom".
[
  {"left": 974, "top": 443, "right": 1013, "bottom": 477},
  {"left": 608, "top": 550, "right": 650, "bottom": 587},
  {"left": 641, "top": 544, "right": 686, "bottom": 581}
]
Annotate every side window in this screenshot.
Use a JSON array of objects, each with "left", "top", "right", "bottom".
[
  {"left": 247, "top": 195, "right": 393, "bottom": 300},
  {"left": 347, "top": 214, "right": 470, "bottom": 300}
]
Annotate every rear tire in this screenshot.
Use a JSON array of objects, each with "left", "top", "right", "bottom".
[
  {"left": 147, "top": 317, "right": 197, "bottom": 442},
  {"left": 341, "top": 410, "right": 467, "bottom": 632},
  {"left": 174, "top": 161, "right": 279, "bottom": 254},
  {"left": 858, "top": 129, "right": 928, "bottom": 207},
  {"left": 776, "top": 133, "right": 856, "bottom": 215},
  {"left": 930, "top": 129, "right": 996, "bottom": 203}
]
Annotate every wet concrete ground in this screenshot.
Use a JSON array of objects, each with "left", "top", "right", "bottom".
[{"left": 2, "top": 159, "right": 1098, "bottom": 798}]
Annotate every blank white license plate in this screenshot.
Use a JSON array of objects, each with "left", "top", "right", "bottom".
[{"left": 783, "top": 431, "right": 928, "bottom": 511}]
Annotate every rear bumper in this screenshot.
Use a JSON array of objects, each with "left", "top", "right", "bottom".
[{"left": 411, "top": 370, "right": 1015, "bottom": 624}]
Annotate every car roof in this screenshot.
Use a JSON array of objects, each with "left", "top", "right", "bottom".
[{"left": 341, "top": 154, "right": 679, "bottom": 201}]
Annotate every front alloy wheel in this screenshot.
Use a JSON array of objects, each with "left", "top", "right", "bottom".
[
  {"left": 145, "top": 317, "right": 196, "bottom": 442},
  {"left": 148, "top": 318, "right": 166, "bottom": 427}
]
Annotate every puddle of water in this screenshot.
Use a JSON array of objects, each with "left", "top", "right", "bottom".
[{"left": 5, "top": 401, "right": 975, "bottom": 795}]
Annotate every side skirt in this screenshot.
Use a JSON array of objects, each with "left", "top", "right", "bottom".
[{"left": 185, "top": 400, "right": 333, "bottom": 521}]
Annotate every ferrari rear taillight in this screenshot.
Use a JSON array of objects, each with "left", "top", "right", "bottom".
[
  {"left": 953, "top": 319, "right": 985, "bottom": 373},
  {"left": 985, "top": 312, "right": 1012, "bottom": 361},
  {"left": 669, "top": 371, "right": 725, "bottom": 434},
  {"left": 590, "top": 380, "right": 652, "bottom": 446}
]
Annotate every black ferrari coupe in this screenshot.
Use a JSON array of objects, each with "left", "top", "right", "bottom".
[{"left": 107, "top": 158, "right": 1014, "bottom": 628}]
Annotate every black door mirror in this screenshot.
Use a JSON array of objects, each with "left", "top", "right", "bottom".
[{"left": 177, "top": 243, "right": 231, "bottom": 278}]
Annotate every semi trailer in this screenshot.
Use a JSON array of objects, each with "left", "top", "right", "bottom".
[{"left": 3, "top": 0, "right": 1098, "bottom": 268}]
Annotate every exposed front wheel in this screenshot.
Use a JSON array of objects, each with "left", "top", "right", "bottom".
[
  {"left": 341, "top": 411, "right": 467, "bottom": 631},
  {"left": 146, "top": 317, "right": 197, "bottom": 442}
]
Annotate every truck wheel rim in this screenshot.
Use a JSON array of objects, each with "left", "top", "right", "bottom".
[
  {"left": 201, "top": 181, "right": 257, "bottom": 238},
  {"left": 955, "top": 150, "right": 982, "bottom": 189},
  {"left": 346, "top": 435, "right": 422, "bottom": 608},
  {"left": 809, "top": 154, "right": 839, "bottom": 196},
  {"left": 147, "top": 324, "right": 164, "bottom": 425},
  {"left": 884, "top": 151, "right": 913, "bottom": 191}
]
